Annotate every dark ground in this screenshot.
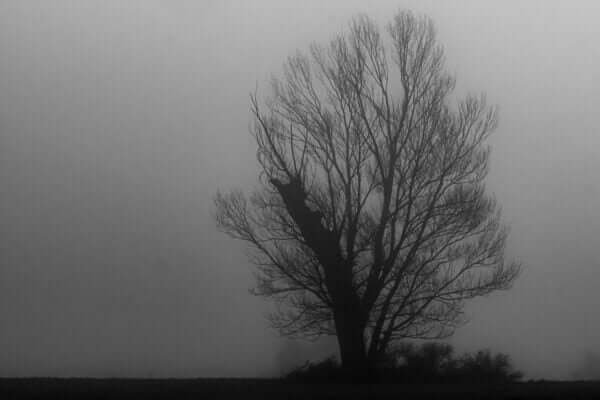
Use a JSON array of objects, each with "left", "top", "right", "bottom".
[{"left": 2, "top": 379, "right": 600, "bottom": 400}]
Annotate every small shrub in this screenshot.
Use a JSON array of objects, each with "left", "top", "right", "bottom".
[
  {"left": 392, "top": 342, "right": 456, "bottom": 382},
  {"left": 284, "top": 355, "right": 344, "bottom": 383}
]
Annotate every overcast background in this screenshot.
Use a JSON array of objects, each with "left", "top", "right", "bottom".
[{"left": 1, "top": 0, "right": 599, "bottom": 380}]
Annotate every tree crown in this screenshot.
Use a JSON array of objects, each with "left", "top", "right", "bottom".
[{"left": 215, "top": 10, "right": 520, "bottom": 359}]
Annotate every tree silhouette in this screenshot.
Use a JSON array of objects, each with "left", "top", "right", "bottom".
[{"left": 215, "top": 10, "right": 520, "bottom": 374}]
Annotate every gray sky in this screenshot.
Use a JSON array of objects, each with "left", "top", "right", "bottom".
[{"left": 1, "top": 0, "right": 599, "bottom": 379}]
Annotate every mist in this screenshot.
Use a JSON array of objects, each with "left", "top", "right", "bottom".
[{"left": 1, "top": 1, "right": 599, "bottom": 380}]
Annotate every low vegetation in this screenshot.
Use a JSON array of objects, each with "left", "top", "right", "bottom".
[{"left": 285, "top": 342, "right": 523, "bottom": 384}]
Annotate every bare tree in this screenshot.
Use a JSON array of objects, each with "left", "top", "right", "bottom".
[{"left": 214, "top": 10, "right": 519, "bottom": 373}]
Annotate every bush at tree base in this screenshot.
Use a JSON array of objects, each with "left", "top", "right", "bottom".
[{"left": 284, "top": 343, "right": 523, "bottom": 384}]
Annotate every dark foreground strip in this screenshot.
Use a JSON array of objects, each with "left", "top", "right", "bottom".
[{"left": 1, "top": 378, "right": 600, "bottom": 399}]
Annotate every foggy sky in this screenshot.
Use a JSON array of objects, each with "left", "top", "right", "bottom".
[{"left": 1, "top": 1, "right": 599, "bottom": 379}]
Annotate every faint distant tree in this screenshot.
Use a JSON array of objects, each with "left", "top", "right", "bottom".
[
  {"left": 458, "top": 349, "right": 523, "bottom": 383},
  {"left": 572, "top": 351, "right": 600, "bottom": 380},
  {"left": 215, "top": 9, "right": 520, "bottom": 374}
]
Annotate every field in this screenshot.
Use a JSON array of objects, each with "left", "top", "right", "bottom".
[{"left": 2, "top": 379, "right": 600, "bottom": 399}]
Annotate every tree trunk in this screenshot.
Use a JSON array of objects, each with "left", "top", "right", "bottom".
[
  {"left": 329, "top": 279, "right": 371, "bottom": 379},
  {"left": 334, "top": 308, "right": 369, "bottom": 376},
  {"left": 271, "top": 177, "right": 371, "bottom": 377}
]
